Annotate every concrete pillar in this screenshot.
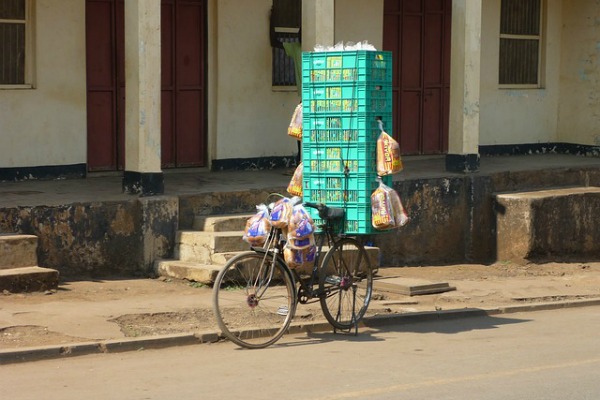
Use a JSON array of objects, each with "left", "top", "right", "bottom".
[
  {"left": 122, "top": 0, "right": 164, "bottom": 196},
  {"left": 302, "top": 0, "right": 335, "bottom": 51},
  {"left": 446, "top": 0, "right": 482, "bottom": 173}
]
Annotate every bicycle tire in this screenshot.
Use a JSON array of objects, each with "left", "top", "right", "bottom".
[
  {"left": 212, "top": 251, "right": 296, "bottom": 349},
  {"left": 318, "top": 238, "right": 373, "bottom": 330}
]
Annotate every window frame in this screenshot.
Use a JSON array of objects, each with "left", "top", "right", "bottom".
[
  {"left": 270, "top": 0, "right": 301, "bottom": 90},
  {"left": 0, "top": 0, "right": 35, "bottom": 89},
  {"left": 498, "top": 0, "right": 544, "bottom": 90}
]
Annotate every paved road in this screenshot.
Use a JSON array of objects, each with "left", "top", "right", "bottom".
[{"left": 3, "top": 307, "right": 599, "bottom": 400}]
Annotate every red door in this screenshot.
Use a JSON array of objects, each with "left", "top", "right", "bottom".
[
  {"left": 86, "top": 0, "right": 124, "bottom": 171},
  {"left": 86, "top": 0, "right": 206, "bottom": 171},
  {"left": 161, "top": 0, "right": 207, "bottom": 167},
  {"left": 383, "top": 0, "right": 451, "bottom": 155}
]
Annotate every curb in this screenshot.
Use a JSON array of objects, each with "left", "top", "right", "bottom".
[{"left": 2, "top": 299, "right": 599, "bottom": 365}]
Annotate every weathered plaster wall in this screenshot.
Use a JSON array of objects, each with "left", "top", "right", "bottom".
[
  {"left": 0, "top": 198, "right": 178, "bottom": 277},
  {"left": 557, "top": 1, "right": 600, "bottom": 146},
  {"left": 0, "top": 1, "right": 87, "bottom": 168},
  {"left": 478, "top": 0, "right": 562, "bottom": 146}
]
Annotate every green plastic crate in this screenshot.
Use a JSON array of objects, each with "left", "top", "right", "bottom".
[
  {"left": 302, "top": 83, "right": 392, "bottom": 114},
  {"left": 308, "top": 203, "right": 388, "bottom": 235},
  {"left": 302, "top": 51, "right": 392, "bottom": 85},
  {"left": 302, "top": 113, "right": 393, "bottom": 144},
  {"left": 303, "top": 172, "right": 392, "bottom": 204},
  {"left": 302, "top": 142, "right": 376, "bottom": 174}
]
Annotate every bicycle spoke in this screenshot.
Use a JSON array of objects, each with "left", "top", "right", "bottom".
[
  {"left": 213, "top": 251, "right": 296, "bottom": 349},
  {"left": 319, "top": 238, "right": 373, "bottom": 330}
]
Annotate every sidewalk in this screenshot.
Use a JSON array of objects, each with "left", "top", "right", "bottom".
[{"left": 2, "top": 262, "right": 600, "bottom": 364}]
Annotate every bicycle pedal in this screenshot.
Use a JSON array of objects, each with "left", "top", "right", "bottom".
[{"left": 277, "top": 306, "right": 289, "bottom": 316}]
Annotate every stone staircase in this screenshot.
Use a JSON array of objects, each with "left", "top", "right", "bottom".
[
  {"left": 0, "top": 233, "right": 59, "bottom": 293},
  {"left": 155, "top": 213, "right": 381, "bottom": 284},
  {"left": 155, "top": 213, "right": 254, "bottom": 284}
]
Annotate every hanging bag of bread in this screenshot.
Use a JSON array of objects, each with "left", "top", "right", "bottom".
[
  {"left": 242, "top": 204, "right": 271, "bottom": 245},
  {"left": 371, "top": 178, "right": 409, "bottom": 230},
  {"left": 376, "top": 119, "right": 403, "bottom": 176},
  {"left": 269, "top": 197, "right": 293, "bottom": 229},
  {"left": 287, "top": 103, "right": 303, "bottom": 140},
  {"left": 285, "top": 204, "right": 316, "bottom": 269},
  {"left": 284, "top": 243, "right": 316, "bottom": 270},
  {"left": 287, "top": 162, "right": 303, "bottom": 197}
]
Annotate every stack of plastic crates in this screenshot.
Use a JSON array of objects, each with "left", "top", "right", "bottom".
[{"left": 301, "top": 50, "right": 393, "bottom": 234}]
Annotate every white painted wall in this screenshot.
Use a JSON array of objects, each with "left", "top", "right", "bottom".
[
  {"left": 212, "top": 0, "right": 300, "bottom": 163},
  {"left": 479, "top": 0, "right": 561, "bottom": 146},
  {"left": 4, "top": 0, "right": 596, "bottom": 173},
  {"left": 334, "top": 0, "right": 383, "bottom": 50},
  {"left": 0, "top": 1, "right": 87, "bottom": 168},
  {"left": 558, "top": 1, "right": 600, "bottom": 146},
  {"left": 211, "top": 0, "right": 385, "bottom": 163}
]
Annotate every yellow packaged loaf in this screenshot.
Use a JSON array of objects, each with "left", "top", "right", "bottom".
[
  {"left": 287, "top": 103, "right": 303, "bottom": 140},
  {"left": 371, "top": 179, "right": 409, "bottom": 230},
  {"left": 287, "top": 163, "right": 303, "bottom": 197},
  {"left": 376, "top": 130, "right": 403, "bottom": 176}
]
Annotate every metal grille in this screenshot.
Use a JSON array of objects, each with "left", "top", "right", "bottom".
[
  {"left": 271, "top": 0, "right": 301, "bottom": 87},
  {"left": 272, "top": 35, "right": 299, "bottom": 86},
  {"left": 499, "top": 0, "right": 541, "bottom": 86},
  {"left": 500, "top": 0, "right": 540, "bottom": 35},
  {"left": 0, "top": 0, "right": 26, "bottom": 85}
]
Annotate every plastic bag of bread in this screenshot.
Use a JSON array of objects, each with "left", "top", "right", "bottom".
[
  {"left": 287, "top": 163, "right": 303, "bottom": 197},
  {"left": 284, "top": 244, "right": 316, "bottom": 269},
  {"left": 269, "top": 197, "right": 293, "bottom": 228},
  {"left": 287, "top": 232, "right": 315, "bottom": 249},
  {"left": 376, "top": 120, "right": 403, "bottom": 176},
  {"left": 288, "top": 204, "right": 314, "bottom": 239},
  {"left": 287, "top": 103, "right": 303, "bottom": 140},
  {"left": 371, "top": 179, "right": 409, "bottom": 230},
  {"left": 242, "top": 204, "right": 271, "bottom": 245}
]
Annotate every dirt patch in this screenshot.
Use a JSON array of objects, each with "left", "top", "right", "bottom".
[
  {"left": 110, "top": 310, "right": 216, "bottom": 337},
  {"left": 0, "top": 326, "right": 91, "bottom": 348}
]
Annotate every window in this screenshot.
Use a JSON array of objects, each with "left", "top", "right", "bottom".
[
  {"left": 270, "top": 0, "right": 301, "bottom": 87},
  {"left": 0, "top": 0, "right": 32, "bottom": 87},
  {"left": 499, "top": 0, "right": 542, "bottom": 87}
]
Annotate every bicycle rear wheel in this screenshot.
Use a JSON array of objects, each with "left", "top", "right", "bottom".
[
  {"left": 319, "top": 238, "right": 373, "bottom": 330},
  {"left": 212, "top": 251, "right": 296, "bottom": 349}
]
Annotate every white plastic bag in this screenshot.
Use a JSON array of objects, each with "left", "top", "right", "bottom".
[{"left": 242, "top": 204, "right": 271, "bottom": 245}]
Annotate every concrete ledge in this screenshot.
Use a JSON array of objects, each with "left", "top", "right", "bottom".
[
  {"left": 495, "top": 186, "right": 600, "bottom": 262},
  {"left": 0, "top": 266, "right": 59, "bottom": 293}
]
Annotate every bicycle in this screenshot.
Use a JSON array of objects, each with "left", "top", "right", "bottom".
[{"left": 212, "top": 197, "right": 374, "bottom": 349}]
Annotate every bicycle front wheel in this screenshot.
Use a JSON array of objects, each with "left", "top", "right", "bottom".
[
  {"left": 319, "top": 238, "right": 373, "bottom": 330},
  {"left": 212, "top": 251, "right": 296, "bottom": 349}
]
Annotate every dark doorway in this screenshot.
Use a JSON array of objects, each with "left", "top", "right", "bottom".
[{"left": 383, "top": 0, "right": 451, "bottom": 155}]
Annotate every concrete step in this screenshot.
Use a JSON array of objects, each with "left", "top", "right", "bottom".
[
  {"left": 495, "top": 186, "right": 600, "bottom": 262},
  {"left": 155, "top": 260, "right": 222, "bottom": 285},
  {"left": 0, "top": 234, "right": 38, "bottom": 269},
  {"left": 192, "top": 213, "right": 253, "bottom": 232},
  {"left": 158, "top": 245, "right": 380, "bottom": 284},
  {"left": 0, "top": 266, "right": 59, "bottom": 293},
  {"left": 175, "top": 231, "right": 250, "bottom": 263}
]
